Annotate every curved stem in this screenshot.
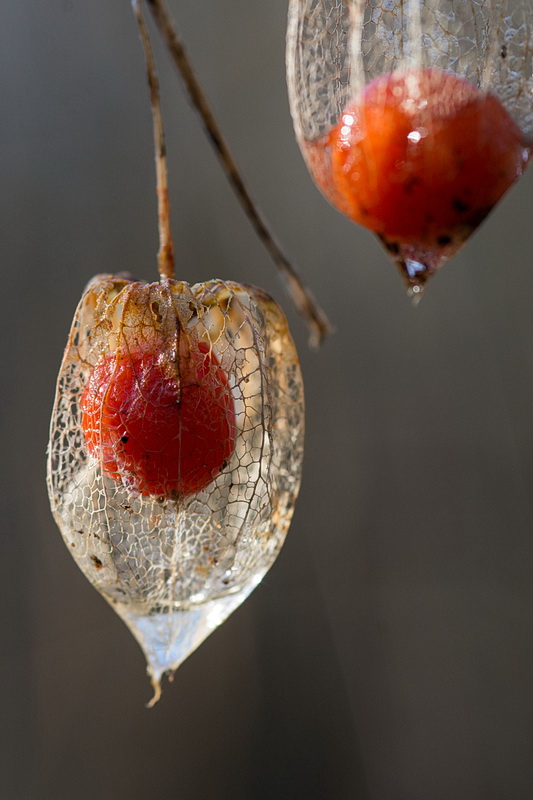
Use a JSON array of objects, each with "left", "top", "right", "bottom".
[
  {"left": 132, "top": 0, "right": 175, "bottom": 281},
  {"left": 146, "top": 0, "right": 332, "bottom": 346}
]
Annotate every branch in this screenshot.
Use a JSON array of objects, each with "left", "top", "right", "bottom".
[
  {"left": 132, "top": 0, "right": 175, "bottom": 281},
  {"left": 145, "top": 0, "right": 332, "bottom": 346}
]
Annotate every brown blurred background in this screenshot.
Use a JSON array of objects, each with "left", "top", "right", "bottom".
[{"left": 2, "top": 2, "right": 533, "bottom": 798}]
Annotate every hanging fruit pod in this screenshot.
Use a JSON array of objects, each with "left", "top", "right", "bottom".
[
  {"left": 47, "top": 274, "right": 304, "bottom": 704},
  {"left": 287, "top": 0, "right": 533, "bottom": 294}
]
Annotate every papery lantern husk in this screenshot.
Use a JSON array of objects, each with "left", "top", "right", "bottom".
[
  {"left": 287, "top": 0, "right": 532, "bottom": 292},
  {"left": 47, "top": 274, "right": 304, "bottom": 703}
]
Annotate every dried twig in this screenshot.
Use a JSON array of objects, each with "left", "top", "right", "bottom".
[
  {"left": 145, "top": 0, "right": 332, "bottom": 346},
  {"left": 132, "top": 0, "right": 175, "bottom": 281}
]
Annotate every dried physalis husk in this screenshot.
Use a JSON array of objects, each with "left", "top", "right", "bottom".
[
  {"left": 287, "top": 0, "right": 532, "bottom": 294},
  {"left": 47, "top": 274, "right": 304, "bottom": 704}
]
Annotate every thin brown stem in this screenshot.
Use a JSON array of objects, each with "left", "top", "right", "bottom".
[
  {"left": 132, "top": 0, "right": 175, "bottom": 281},
  {"left": 146, "top": 0, "right": 332, "bottom": 346}
]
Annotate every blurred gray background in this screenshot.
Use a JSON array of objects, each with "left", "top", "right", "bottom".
[{"left": 2, "top": 2, "right": 533, "bottom": 798}]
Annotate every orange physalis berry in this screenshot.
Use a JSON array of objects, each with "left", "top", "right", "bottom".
[
  {"left": 325, "top": 68, "right": 528, "bottom": 287},
  {"left": 81, "top": 340, "right": 236, "bottom": 499}
]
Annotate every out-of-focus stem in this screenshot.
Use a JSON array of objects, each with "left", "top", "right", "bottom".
[
  {"left": 132, "top": 0, "right": 175, "bottom": 281},
  {"left": 146, "top": 0, "right": 332, "bottom": 346}
]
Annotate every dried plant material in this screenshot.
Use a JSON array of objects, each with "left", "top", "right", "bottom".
[
  {"left": 48, "top": 275, "right": 304, "bottom": 703},
  {"left": 47, "top": 2, "right": 305, "bottom": 705},
  {"left": 287, "top": 0, "right": 532, "bottom": 294},
  {"left": 146, "top": 0, "right": 331, "bottom": 346}
]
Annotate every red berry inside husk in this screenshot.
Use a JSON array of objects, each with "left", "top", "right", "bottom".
[
  {"left": 81, "top": 340, "right": 236, "bottom": 498},
  {"left": 321, "top": 68, "right": 529, "bottom": 286}
]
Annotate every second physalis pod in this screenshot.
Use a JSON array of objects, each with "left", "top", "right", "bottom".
[
  {"left": 47, "top": 275, "right": 304, "bottom": 703},
  {"left": 287, "top": 0, "right": 532, "bottom": 295}
]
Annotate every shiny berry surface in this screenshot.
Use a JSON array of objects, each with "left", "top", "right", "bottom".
[
  {"left": 327, "top": 68, "right": 528, "bottom": 250},
  {"left": 81, "top": 341, "right": 236, "bottom": 498}
]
